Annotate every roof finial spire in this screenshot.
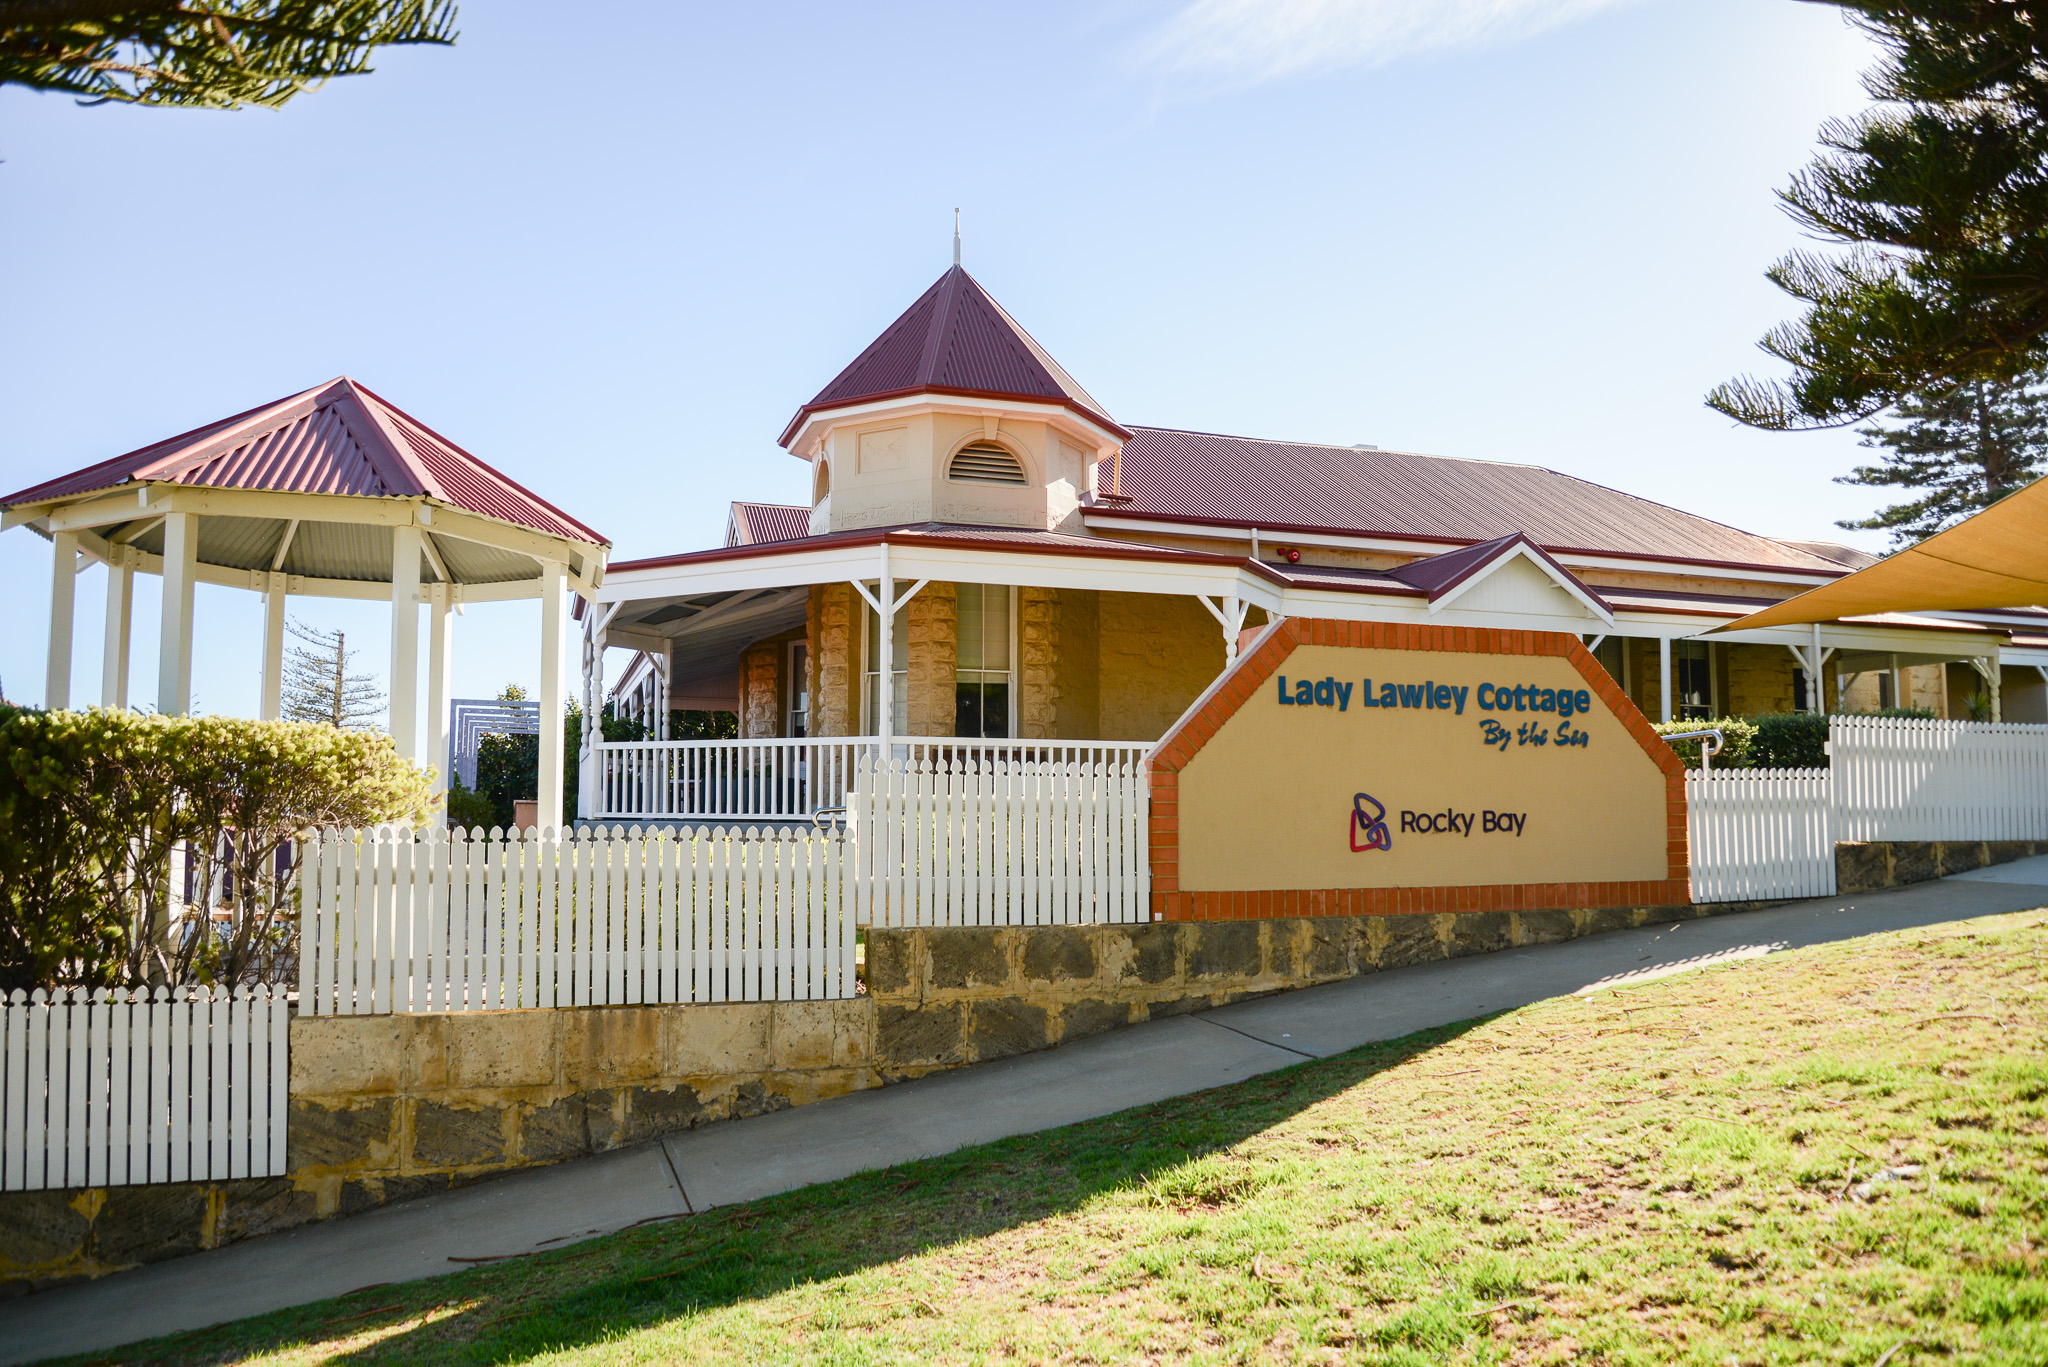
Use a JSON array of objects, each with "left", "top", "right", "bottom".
[{"left": 952, "top": 208, "right": 961, "bottom": 267}]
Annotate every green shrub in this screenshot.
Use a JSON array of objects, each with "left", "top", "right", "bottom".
[
  {"left": 1751, "top": 711, "right": 1830, "bottom": 769},
  {"left": 0, "top": 707, "right": 430, "bottom": 992},
  {"left": 445, "top": 777, "right": 497, "bottom": 831},
  {"left": 1652, "top": 718, "right": 1758, "bottom": 770}
]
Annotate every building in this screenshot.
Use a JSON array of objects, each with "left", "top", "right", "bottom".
[{"left": 585, "top": 265, "right": 2043, "bottom": 812}]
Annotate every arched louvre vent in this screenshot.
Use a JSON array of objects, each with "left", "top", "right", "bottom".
[{"left": 948, "top": 443, "right": 1028, "bottom": 485}]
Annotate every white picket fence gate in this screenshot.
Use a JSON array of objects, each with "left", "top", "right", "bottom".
[
  {"left": 1, "top": 986, "right": 287, "bottom": 1192},
  {"left": 1832, "top": 715, "right": 2048, "bottom": 842},
  {"left": 1685, "top": 716, "right": 2048, "bottom": 902},
  {"left": 851, "top": 751, "right": 1150, "bottom": 927},
  {"left": 1686, "top": 769, "right": 1834, "bottom": 902},
  {"left": 298, "top": 825, "right": 858, "bottom": 1016}
]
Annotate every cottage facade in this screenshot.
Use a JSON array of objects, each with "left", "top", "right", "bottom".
[{"left": 586, "top": 266, "right": 2047, "bottom": 799}]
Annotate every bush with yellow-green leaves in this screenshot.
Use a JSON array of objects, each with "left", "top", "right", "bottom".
[{"left": 0, "top": 706, "right": 430, "bottom": 994}]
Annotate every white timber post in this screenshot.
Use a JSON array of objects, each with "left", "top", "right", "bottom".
[
  {"left": 653, "top": 647, "right": 670, "bottom": 740},
  {"left": 427, "top": 583, "right": 454, "bottom": 804},
  {"left": 389, "top": 524, "right": 422, "bottom": 760},
  {"left": 1810, "top": 623, "right": 1826, "bottom": 715},
  {"left": 102, "top": 557, "right": 132, "bottom": 710},
  {"left": 1657, "top": 635, "right": 1673, "bottom": 723},
  {"left": 579, "top": 604, "right": 606, "bottom": 820},
  {"left": 258, "top": 572, "right": 286, "bottom": 720},
  {"left": 877, "top": 541, "right": 894, "bottom": 753},
  {"left": 538, "top": 562, "right": 567, "bottom": 833},
  {"left": 158, "top": 510, "right": 197, "bottom": 716},
  {"left": 45, "top": 529, "right": 77, "bottom": 710}
]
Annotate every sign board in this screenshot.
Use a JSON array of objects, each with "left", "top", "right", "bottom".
[{"left": 1150, "top": 620, "right": 1688, "bottom": 919}]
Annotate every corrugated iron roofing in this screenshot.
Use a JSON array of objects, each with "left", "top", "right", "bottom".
[
  {"left": 779, "top": 266, "right": 1126, "bottom": 445},
  {"left": 727, "top": 502, "right": 811, "bottom": 546},
  {"left": 1107, "top": 428, "right": 1843, "bottom": 573},
  {"left": 2, "top": 378, "right": 607, "bottom": 548}
]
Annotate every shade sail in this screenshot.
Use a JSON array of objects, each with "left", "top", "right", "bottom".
[{"left": 1713, "top": 476, "right": 2048, "bottom": 632}]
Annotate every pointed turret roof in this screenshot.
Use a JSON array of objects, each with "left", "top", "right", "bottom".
[
  {"left": 779, "top": 266, "right": 1127, "bottom": 447},
  {"left": 2, "top": 377, "right": 606, "bottom": 547}
]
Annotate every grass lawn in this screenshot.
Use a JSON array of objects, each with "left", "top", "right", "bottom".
[{"left": 46, "top": 910, "right": 2048, "bottom": 1366}]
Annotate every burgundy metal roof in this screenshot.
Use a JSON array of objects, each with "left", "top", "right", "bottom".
[
  {"left": 2, "top": 377, "right": 607, "bottom": 548},
  {"left": 778, "top": 266, "right": 1127, "bottom": 446},
  {"left": 1102, "top": 428, "right": 1844, "bottom": 574},
  {"left": 726, "top": 502, "right": 811, "bottom": 547},
  {"left": 609, "top": 521, "right": 1272, "bottom": 579}
]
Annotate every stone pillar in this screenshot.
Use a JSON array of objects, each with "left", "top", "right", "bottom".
[
  {"left": 739, "top": 638, "right": 782, "bottom": 738},
  {"left": 1019, "top": 585, "right": 1060, "bottom": 740},
  {"left": 807, "top": 583, "right": 858, "bottom": 737},
  {"left": 905, "top": 582, "right": 957, "bottom": 737}
]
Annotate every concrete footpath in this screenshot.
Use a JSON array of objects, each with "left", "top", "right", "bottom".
[{"left": 8, "top": 866, "right": 2047, "bottom": 1365}]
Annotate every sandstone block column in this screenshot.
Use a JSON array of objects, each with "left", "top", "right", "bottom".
[{"left": 906, "top": 582, "right": 957, "bottom": 737}]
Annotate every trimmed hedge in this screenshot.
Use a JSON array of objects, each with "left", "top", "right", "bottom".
[
  {"left": 0, "top": 707, "right": 430, "bottom": 993},
  {"left": 1653, "top": 708, "right": 1938, "bottom": 771}
]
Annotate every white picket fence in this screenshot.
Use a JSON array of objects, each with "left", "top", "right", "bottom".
[
  {"left": 1, "top": 986, "right": 287, "bottom": 1192},
  {"left": 1686, "top": 769, "right": 1834, "bottom": 902},
  {"left": 297, "top": 824, "right": 857, "bottom": 1015},
  {"left": 1832, "top": 715, "right": 2048, "bottom": 842},
  {"left": 851, "top": 751, "right": 1150, "bottom": 927},
  {"left": 1684, "top": 716, "right": 2048, "bottom": 901}
]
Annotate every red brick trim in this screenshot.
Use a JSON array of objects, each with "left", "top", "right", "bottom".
[{"left": 1148, "top": 618, "right": 1690, "bottom": 920}]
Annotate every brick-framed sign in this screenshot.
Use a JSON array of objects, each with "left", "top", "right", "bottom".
[{"left": 1148, "top": 618, "right": 1689, "bottom": 920}]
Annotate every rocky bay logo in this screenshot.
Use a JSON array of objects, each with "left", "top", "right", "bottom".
[{"left": 1350, "top": 793, "right": 1392, "bottom": 853}]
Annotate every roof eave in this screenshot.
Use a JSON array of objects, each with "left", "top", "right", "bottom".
[{"left": 778, "top": 385, "right": 1132, "bottom": 451}]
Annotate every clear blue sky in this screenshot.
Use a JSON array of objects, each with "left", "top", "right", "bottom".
[{"left": 0, "top": 0, "right": 1882, "bottom": 741}]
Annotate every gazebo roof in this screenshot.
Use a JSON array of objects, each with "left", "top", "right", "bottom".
[{"left": 2, "top": 376, "right": 605, "bottom": 548}]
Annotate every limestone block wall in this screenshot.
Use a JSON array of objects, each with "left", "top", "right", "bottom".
[
  {"left": 1835, "top": 838, "right": 2042, "bottom": 894},
  {"left": 905, "top": 582, "right": 957, "bottom": 737},
  {"left": 808, "top": 583, "right": 858, "bottom": 738},
  {"left": 4, "top": 899, "right": 1767, "bottom": 1290},
  {"left": 1098, "top": 592, "right": 1223, "bottom": 740},
  {"left": 1725, "top": 644, "right": 1794, "bottom": 716},
  {"left": 1020, "top": 586, "right": 1060, "bottom": 739},
  {"left": 738, "top": 637, "right": 782, "bottom": 739},
  {"left": 1055, "top": 589, "right": 1101, "bottom": 739}
]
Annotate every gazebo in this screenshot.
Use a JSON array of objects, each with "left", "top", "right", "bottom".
[{"left": 0, "top": 377, "right": 609, "bottom": 829}]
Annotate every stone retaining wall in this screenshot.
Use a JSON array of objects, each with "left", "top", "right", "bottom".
[
  {"left": 5, "top": 900, "right": 1742, "bottom": 1292},
  {"left": 1835, "top": 839, "right": 2043, "bottom": 895}
]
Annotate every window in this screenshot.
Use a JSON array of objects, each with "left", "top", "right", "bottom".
[
  {"left": 948, "top": 442, "right": 1028, "bottom": 485},
  {"left": 1674, "top": 641, "right": 1713, "bottom": 720},
  {"left": 787, "top": 641, "right": 808, "bottom": 738},
  {"left": 813, "top": 459, "right": 830, "bottom": 504},
  {"left": 955, "top": 584, "right": 1014, "bottom": 738},
  {"left": 862, "top": 599, "right": 908, "bottom": 735}
]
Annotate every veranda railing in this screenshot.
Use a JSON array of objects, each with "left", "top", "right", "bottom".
[{"left": 586, "top": 736, "right": 1153, "bottom": 823}]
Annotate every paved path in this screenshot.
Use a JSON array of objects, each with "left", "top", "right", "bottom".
[{"left": 8, "top": 864, "right": 2047, "bottom": 1365}]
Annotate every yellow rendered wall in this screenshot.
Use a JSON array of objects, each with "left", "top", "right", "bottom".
[{"left": 1176, "top": 644, "right": 1671, "bottom": 891}]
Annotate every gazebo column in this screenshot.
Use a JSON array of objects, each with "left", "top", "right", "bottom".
[
  {"left": 259, "top": 571, "right": 286, "bottom": 720},
  {"left": 101, "top": 558, "right": 132, "bottom": 709},
  {"left": 538, "top": 561, "right": 567, "bottom": 832},
  {"left": 45, "top": 530, "right": 77, "bottom": 710},
  {"left": 158, "top": 512, "right": 197, "bottom": 716},
  {"left": 389, "top": 525, "right": 423, "bottom": 760},
  {"left": 427, "top": 583, "right": 454, "bottom": 801}
]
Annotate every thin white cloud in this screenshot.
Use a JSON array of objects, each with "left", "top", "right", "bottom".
[{"left": 1142, "top": 0, "right": 1652, "bottom": 85}]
